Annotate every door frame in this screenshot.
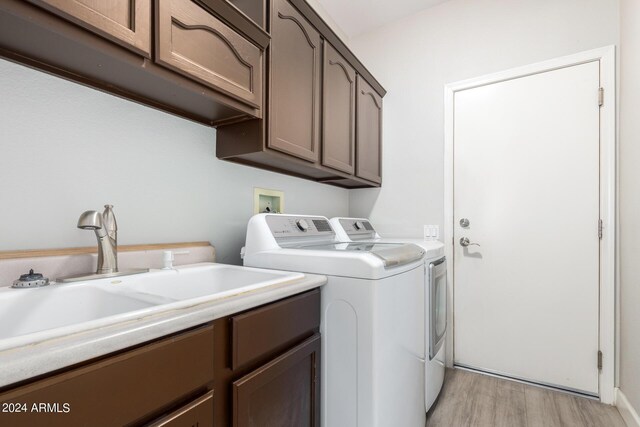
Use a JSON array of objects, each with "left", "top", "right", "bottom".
[{"left": 443, "top": 46, "right": 616, "bottom": 404}]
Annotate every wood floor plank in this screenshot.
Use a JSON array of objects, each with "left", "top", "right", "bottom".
[
  {"left": 427, "top": 369, "right": 474, "bottom": 426},
  {"left": 524, "top": 386, "right": 563, "bottom": 427},
  {"left": 494, "top": 384, "right": 527, "bottom": 427},
  {"left": 465, "top": 372, "right": 499, "bottom": 426},
  {"left": 574, "top": 394, "right": 627, "bottom": 427},
  {"left": 549, "top": 390, "right": 592, "bottom": 427},
  {"left": 427, "top": 369, "right": 624, "bottom": 427}
]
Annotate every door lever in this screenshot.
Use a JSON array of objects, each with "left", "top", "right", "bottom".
[{"left": 460, "top": 237, "right": 480, "bottom": 247}]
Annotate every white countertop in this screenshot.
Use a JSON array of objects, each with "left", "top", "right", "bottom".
[{"left": 0, "top": 272, "right": 326, "bottom": 389}]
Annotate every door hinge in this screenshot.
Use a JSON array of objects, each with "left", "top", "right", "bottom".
[
  {"left": 598, "top": 87, "right": 604, "bottom": 107},
  {"left": 598, "top": 219, "right": 603, "bottom": 239},
  {"left": 598, "top": 351, "right": 603, "bottom": 370}
]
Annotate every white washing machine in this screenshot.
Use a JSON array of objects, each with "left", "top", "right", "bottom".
[
  {"left": 243, "top": 214, "right": 429, "bottom": 427},
  {"left": 330, "top": 217, "right": 447, "bottom": 412}
]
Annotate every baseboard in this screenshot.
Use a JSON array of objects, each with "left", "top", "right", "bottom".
[{"left": 616, "top": 388, "right": 640, "bottom": 427}]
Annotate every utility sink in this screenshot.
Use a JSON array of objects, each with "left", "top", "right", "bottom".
[
  {"left": 113, "top": 264, "right": 305, "bottom": 302},
  {"left": 0, "top": 263, "right": 307, "bottom": 351},
  {"left": 0, "top": 284, "right": 172, "bottom": 347}
]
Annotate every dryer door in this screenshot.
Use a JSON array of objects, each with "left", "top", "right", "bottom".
[{"left": 429, "top": 257, "right": 447, "bottom": 359}]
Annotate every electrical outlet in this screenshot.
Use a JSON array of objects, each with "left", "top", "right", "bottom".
[{"left": 424, "top": 225, "right": 440, "bottom": 241}]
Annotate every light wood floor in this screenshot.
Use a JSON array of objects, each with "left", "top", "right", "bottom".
[{"left": 426, "top": 368, "right": 626, "bottom": 427}]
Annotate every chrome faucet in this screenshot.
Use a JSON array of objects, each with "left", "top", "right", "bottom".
[
  {"left": 58, "top": 205, "right": 148, "bottom": 283},
  {"left": 77, "top": 205, "right": 118, "bottom": 274}
]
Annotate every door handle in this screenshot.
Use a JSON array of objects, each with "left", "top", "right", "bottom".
[{"left": 460, "top": 237, "right": 480, "bottom": 247}]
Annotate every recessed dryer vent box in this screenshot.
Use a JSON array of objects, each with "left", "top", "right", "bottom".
[{"left": 254, "top": 188, "right": 284, "bottom": 214}]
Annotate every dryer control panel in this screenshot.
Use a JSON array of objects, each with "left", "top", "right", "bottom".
[
  {"left": 266, "top": 215, "right": 336, "bottom": 238},
  {"left": 338, "top": 218, "right": 377, "bottom": 240}
]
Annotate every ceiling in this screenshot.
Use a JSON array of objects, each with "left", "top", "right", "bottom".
[{"left": 314, "top": 0, "right": 450, "bottom": 38}]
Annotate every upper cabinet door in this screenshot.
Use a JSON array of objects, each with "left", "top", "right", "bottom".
[
  {"left": 269, "top": 0, "right": 321, "bottom": 162},
  {"left": 322, "top": 43, "right": 356, "bottom": 174},
  {"left": 156, "top": 0, "right": 263, "bottom": 110},
  {"left": 356, "top": 76, "right": 383, "bottom": 184},
  {"left": 31, "top": 0, "right": 151, "bottom": 57}
]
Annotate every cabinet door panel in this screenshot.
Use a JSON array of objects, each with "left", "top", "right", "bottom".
[
  {"left": 29, "top": 0, "right": 151, "bottom": 56},
  {"left": 233, "top": 334, "right": 320, "bottom": 427},
  {"left": 231, "top": 288, "right": 320, "bottom": 370},
  {"left": 148, "top": 391, "right": 214, "bottom": 427},
  {"left": 356, "top": 76, "right": 383, "bottom": 183},
  {"left": 0, "top": 325, "right": 214, "bottom": 427},
  {"left": 322, "top": 43, "right": 356, "bottom": 174},
  {"left": 156, "top": 0, "right": 263, "bottom": 109},
  {"left": 269, "top": 0, "right": 321, "bottom": 162}
]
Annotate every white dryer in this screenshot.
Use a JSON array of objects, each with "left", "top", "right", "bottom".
[
  {"left": 330, "top": 217, "right": 447, "bottom": 412},
  {"left": 243, "top": 214, "right": 428, "bottom": 427}
]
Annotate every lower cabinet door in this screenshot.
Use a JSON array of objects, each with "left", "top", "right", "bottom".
[
  {"left": 148, "top": 391, "right": 214, "bottom": 427},
  {"left": 0, "top": 325, "right": 214, "bottom": 427},
  {"left": 232, "top": 334, "right": 320, "bottom": 427}
]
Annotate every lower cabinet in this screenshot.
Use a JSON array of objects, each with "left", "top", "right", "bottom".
[
  {"left": 0, "top": 289, "right": 321, "bottom": 427},
  {"left": 214, "top": 289, "right": 321, "bottom": 426},
  {"left": 149, "top": 391, "right": 214, "bottom": 427},
  {"left": 0, "top": 325, "right": 215, "bottom": 427},
  {"left": 233, "top": 334, "right": 320, "bottom": 427}
]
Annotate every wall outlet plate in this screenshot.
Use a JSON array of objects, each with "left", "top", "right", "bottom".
[
  {"left": 424, "top": 225, "right": 440, "bottom": 241},
  {"left": 254, "top": 188, "right": 284, "bottom": 214}
]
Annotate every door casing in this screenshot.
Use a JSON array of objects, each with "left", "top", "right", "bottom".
[{"left": 443, "top": 45, "right": 616, "bottom": 404}]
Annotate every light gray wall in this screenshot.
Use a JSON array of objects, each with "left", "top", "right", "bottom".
[
  {"left": 348, "top": 0, "right": 619, "bottom": 238},
  {"left": 619, "top": 0, "right": 640, "bottom": 413},
  {"left": 0, "top": 58, "right": 349, "bottom": 265},
  {"left": 306, "top": 0, "right": 350, "bottom": 45}
]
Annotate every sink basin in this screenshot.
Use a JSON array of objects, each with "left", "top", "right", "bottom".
[
  {"left": 112, "top": 264, "right": 305, "bottom": 302},
  {"left": 0, "top": 263, "right": 308, "bottom": 352},
  {"left": 0, "top": 284, "right": 170, "bottom": 344}
]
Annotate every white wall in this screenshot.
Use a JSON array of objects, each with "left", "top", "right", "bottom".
[
  {"left": 0, "top": 58, "right": 349, "bottom": 265},
  {"left": 306, "top": 0, "right": 350, "bottom": 44},
  {"left": 619, "top": 0, "right": 640, "bottom": 414},
  {"left": 348, "top": 0, "right": 619, "bottom": 238}
]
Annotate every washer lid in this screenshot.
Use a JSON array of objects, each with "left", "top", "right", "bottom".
[{"left": 291, "top": 242, "right": 425, "bottom": 268}]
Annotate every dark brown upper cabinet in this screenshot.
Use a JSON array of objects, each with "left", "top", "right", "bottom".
[
  {"left": 1, "top": 0, "right": 268, "bottom": 125},
  {"left": 156, "top": 0, "right": 263, "bottom": 109},
  {"left": 216, "top": 0, "right": 385, "bottom": 189},
  {"left": 356, "top": 76, "right": 383, "bottom": 183},
  {"left": 268, "top": 0, "right": 321, "bottom": 162},
  {"left": 28, "top": 0, "right": 152, "bottom": 57},
  {"left": 322, "top": 42, "right": 356, "bottom": 174}
]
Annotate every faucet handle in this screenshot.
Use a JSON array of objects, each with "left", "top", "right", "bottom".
[{"left": 102, "top": 204, "right": 117, "bottom": 238}]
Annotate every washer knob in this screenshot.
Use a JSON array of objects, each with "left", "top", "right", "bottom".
[
  {"left": 296, "top": 219, "right": 310, "bottom": 232},
  {"left": 354, "top": 221, "right": 364, "bottom": 230}
]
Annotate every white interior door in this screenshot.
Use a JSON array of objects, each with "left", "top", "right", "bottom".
[{"left": 453, "top": 61, "right": 601, "bottom": 395}]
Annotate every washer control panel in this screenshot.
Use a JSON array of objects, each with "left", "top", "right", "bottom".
[
  {"left": 266, "top": 215, "right": 335, "bottom": 238},
  {"left": 339, "top": 218, "right": 377, "bottom": 239}
]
